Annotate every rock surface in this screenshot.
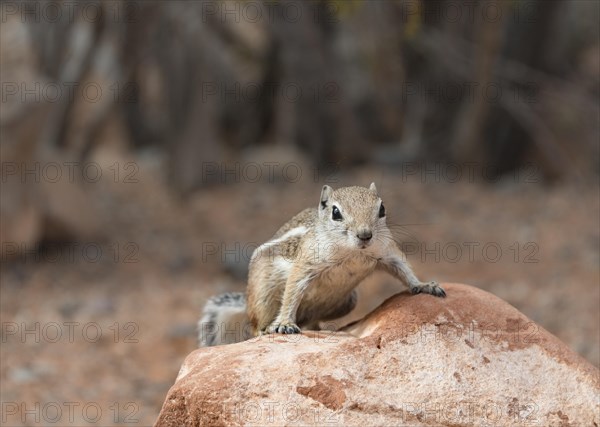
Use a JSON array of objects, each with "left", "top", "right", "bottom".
[{"left": 155, "top": 283, "right": 599, "bottom": 426}]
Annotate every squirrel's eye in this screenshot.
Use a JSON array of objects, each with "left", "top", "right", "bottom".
[
  {"left": 332, "top": 206, "right": 343, "bottom": 221},
  {"left": 379, "top": 203, "right": 386, "bottom": 218}
]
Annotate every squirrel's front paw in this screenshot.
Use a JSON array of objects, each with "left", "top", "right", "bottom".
[
  {"left": 411, "top": 281, "right": 446, "bottom": 298},
  {"left": 266, "top": 322, "right": 301, "bottom": 334}
]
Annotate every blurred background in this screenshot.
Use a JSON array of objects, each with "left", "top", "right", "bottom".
[{"left": 1, "top": 0, "right": 598, "bottom": 425}]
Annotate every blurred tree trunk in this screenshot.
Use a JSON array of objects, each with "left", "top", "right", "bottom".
[
  {"left": 269, "top": 0, "right": 365, "bottom": 166},
  {"left": 451, "top": 0, "right": 504, "bottom": 166},
  {"left": 483, "top": 0, "right": 564, "bottom": 179}
]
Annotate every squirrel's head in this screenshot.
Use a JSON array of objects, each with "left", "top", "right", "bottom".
[{"left": 317, "top": 183, "right": 389, "bottom": 251}]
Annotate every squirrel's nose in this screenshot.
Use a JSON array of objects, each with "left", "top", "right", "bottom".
[{"left": 357, "top": 230, "right": 372, "bottom": 241}]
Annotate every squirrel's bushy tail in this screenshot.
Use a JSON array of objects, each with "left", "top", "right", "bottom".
[{"left": 198, "top": 292, "right": 252, "bottom": 347}]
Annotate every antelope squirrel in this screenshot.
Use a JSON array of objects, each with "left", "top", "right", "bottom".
[{"left": 199, "top": 183, "right": 445, "bottom": 346}]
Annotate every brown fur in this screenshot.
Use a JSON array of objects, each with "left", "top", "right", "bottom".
[
  {"left": 199, "top": 183, "right": 445, "bottom": 346},
  {"left": 245, "top": 183, "right": 445, "bottom": 336}
]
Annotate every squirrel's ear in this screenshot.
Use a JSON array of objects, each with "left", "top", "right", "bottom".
[
  {"left": 369, "top": 182, "right": 378, "bottom": 194},
  {"left": 320, "top": 185, "right": 333, "bottom": 208}
]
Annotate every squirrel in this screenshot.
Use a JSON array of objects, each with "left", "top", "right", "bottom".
[{"left": 198, "top": 183, "right": 445, "bottom": 347}]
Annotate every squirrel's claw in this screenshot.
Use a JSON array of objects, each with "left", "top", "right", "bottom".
[
  {"left": 411, "top": 281, "right": 446, "bottom": 298},
  {"left": 266, "top": 322, "right": 301, "bottom": 335}
]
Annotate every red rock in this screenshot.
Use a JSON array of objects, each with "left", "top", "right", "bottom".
[{"left": 155, "top": 284, "right": 599, "bottom": 426}]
